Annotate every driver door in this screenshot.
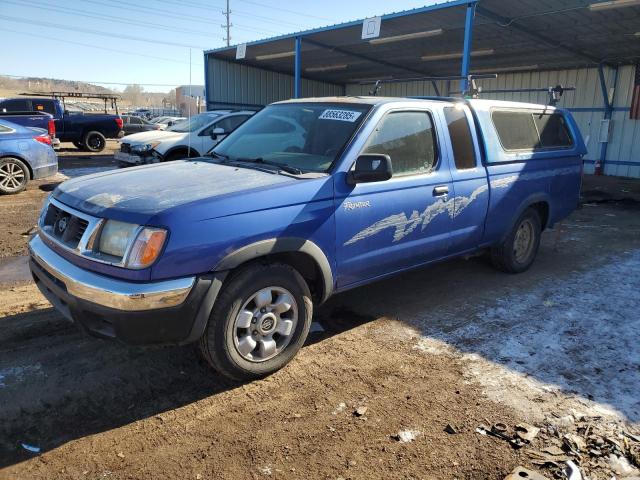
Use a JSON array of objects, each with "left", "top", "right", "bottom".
[{"left": 335, "top": 109, "right": 454, "bottom": 288}]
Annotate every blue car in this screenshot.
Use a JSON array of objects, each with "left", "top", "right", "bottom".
[
  {"left": 28, "top": 97, "right": 585, "bottom": 380},
  {"left": 0, "top": 119, "right": 58, "bottom": 194}
]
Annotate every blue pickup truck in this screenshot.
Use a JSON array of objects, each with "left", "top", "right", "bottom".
[
  {"left": 28, "top": 96, "right": 585, "bottom": 380},
  {"left": 0, "top": 97, "right": 123, "bottom": 152}
]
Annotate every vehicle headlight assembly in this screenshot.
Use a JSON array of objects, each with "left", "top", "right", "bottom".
[
  {"left": 131, "top": 142, "right": 160, "bottom": 153},
  {"left": 98, "top": 220, "right": 167, "bottom": 269},
  {"left": 98, "top": 220, "right": 140, "bottom": 258}
]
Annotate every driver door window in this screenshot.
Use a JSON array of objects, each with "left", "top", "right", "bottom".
[{"left": 362, "top": 111, "right": 437, "bottom": 176}]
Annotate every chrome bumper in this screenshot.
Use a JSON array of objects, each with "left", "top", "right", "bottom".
[{"left": 29, "top": 234, "right": 195, "bottom": 311}]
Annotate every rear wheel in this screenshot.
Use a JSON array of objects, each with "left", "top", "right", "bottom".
[
  {"left": 199, "top": 263, "right": 313, "bottom": 381},
  {"left": 490, "top": 208, "right": 542, "bottom": 273},
  {"left": 0, "top": 157, "right": 29, "bottom": 194},
  {"left": 83, "top": 131, "right": 106, "bottom": 152}
]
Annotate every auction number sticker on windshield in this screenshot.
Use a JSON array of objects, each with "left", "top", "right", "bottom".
[{"left": 319, "top": 109, "right": 362, "bottom": 122}]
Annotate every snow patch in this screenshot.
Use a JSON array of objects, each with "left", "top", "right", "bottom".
[{"left": 414, "top": 251, "right": 640, "bottom": 424}]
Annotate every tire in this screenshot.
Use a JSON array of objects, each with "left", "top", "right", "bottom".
[
  {"left": 0, "top": 157, "right": 29, "bottom": 195},
  {"left": 164, "top": 149, "right": 195, "bottom": 162},
  {"left": 72, "top": 141, "right": 85, "bottom": 150},
  {"left": 199, "top": 262, "right": 313, "bottom": 381},
  {"left": 82, "top": 131, "right": 106, "bottom": 152},
  {"left": 490, "top": 207, "right": 542, "bottom": 273}
]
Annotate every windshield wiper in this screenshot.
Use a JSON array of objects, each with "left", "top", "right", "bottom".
[
  {"left": 208, "top": 150, "right": 229, "bottom": 162},
  {"left": 237, "top": 157, "right": 303, "bottom": 175}
]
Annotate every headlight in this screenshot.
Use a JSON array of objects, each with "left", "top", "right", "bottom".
[
  {"left": 98, "top": 220, "right": 140, "bottom": 258},
  {"left": 98, "top": 220, "right": 167, "bottom": 269},
  {"left": 131, "top": 142, "right": 160, "bottom": 153}
]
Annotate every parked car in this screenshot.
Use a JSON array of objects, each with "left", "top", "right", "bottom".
[
  {"left": 122, "top": 115, "right": 160, "bottom": 136},
  {"left": 155, "top": 116, "right": 186, "bottom": 130},
  {"left": 114, "top": 111, "right": 253, "bottom": 164},
  {"left": 0, "top": 97, "right": 123, "bottom": 152},
  {"left": 0, "top": 118, "right": 58, "bottom": 194},
  {"left": 0, "top": 110, "right": 59, "bottom": 148},
  {"left": 28, "top": 97, "right": 585, "bottom": 380}
]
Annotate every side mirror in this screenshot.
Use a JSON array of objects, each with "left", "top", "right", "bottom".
[
  {"left": 347, "top": 154, "right": 393, "bottom": 185},
  {"left": 167, "top": 121, "right": 174, "bottom": 127},
  {"left": 210, "top": 127, "right": 226, "bottom": 139}
]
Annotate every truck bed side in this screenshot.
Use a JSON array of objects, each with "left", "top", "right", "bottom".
[{"left": 468, "top": 101, "right": 587, "bottom": 247}]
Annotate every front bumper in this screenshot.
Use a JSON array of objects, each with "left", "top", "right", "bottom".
[{"left": 28, "top": 234, "right": 216, "bottom": 344}]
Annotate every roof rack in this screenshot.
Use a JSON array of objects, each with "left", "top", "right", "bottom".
[
  {"left": 20, "top": 91, "right": 121, "bottom": 114},
  {"left": 359, "top": 74, "right": 498, "bottom": 97}
]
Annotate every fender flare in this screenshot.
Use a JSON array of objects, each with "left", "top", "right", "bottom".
[
  {"left": 500, "top": 193, "right": 552, "bottom": 242},
  {"left": 214, "top": 238, "right": 334, "bottom": 303}
]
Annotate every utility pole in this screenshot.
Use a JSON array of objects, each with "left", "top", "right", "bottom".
[{"left": 222, "top": 0, "right": 231, "bottom": 47}]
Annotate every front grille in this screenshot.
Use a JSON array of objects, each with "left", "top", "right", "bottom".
[
  {"left": 120, "top": 143, "right": 131, "bottom": 154},
  {"left": 41, "top": 203, "right": 90, "bottom": 250}
]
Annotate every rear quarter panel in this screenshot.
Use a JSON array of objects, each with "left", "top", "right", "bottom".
[{"left": 470, "top": 102, "right": 586, "bottom": 246}]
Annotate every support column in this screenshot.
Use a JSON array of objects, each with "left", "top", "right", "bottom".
[
  {"left": 596, "top": 63, "right": 618, "bottom": 176},
  {"left": 460, "top": 2, "right": 476, "bottom": 94},
  {"left": 294, "top": 36, "right": 302, "bottom": 99}
]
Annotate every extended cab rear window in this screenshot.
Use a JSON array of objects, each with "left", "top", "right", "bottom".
[{"left": 491, "top": 110, "right": 573, "bottom": 151}]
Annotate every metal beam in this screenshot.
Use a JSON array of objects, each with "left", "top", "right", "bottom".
[
  {"left": 460, "top": 2, "right": 476, "bottom": 93},
  {"left": 294, "top": 36, "right": 302, "bottom": 98},
  {"left": 596, "top": 64, "right": 619, "bottom": 175},
  {"left": 475, "top": 5, "right": 604, "bottom": 66},
  {"left": 302, "top": 38, "right": 440, "bottom": 96}
]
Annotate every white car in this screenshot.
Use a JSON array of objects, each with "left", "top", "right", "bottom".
[
  {"left": 114, "top": 110, "right": 254, "bottom": 165},
  {"left": 156, "top": 116, "right": 186, "bottom": 130}
]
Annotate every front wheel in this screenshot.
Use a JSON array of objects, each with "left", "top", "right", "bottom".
[
  {"left": 490, "top": 208, "right": 542, "bottom": 273},
  {"left": 0, "top": 157, "right": 29, "bottom": 194},
  {"left": 199, "top": 263, "right": 313, "bottom": 381}
]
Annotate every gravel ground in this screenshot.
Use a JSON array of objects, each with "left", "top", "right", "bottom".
[{"left": 0, "top": 161, "right": 639, "bottom": 479}]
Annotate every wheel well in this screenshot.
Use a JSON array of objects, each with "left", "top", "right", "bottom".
[
  {"left": 165, "top": 146, "right": 200, "bottom": 159},
  {"left": 233, "top": 252, "right": 325, "bottom": 303},
  {"left": 529, "top": 201, "right": 549, "bottom": 230},
  {"left": 1, "top": 155, "right": 32, "bottom": 179}
]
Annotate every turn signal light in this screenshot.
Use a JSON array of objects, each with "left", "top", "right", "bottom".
[{"left": 126, "top": 228, "right": 167, "bottom": 269}]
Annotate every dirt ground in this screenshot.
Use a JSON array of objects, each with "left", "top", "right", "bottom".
[{"left": 0, "top": 160, "right": 639, "bottom": 479}]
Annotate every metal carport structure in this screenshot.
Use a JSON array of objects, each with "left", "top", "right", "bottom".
[{"left": 204, "top": 0, "right": 640, "bottom": 177}]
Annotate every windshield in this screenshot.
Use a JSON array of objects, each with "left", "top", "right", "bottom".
[
  {"left": 167, "top": 113, "right": 219, "bottom": 133},
  {"left": 212, "top": 103, "right": 371, "bottom": 173}
]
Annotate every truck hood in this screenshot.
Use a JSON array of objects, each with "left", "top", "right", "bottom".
[
  {"left": 120, "top": 130, "right": 185, "bottom": 145},
  {"left": 53, "top": 160, "right": 296, "bottom": 223}
]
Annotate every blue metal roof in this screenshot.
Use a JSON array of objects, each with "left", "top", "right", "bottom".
[{"left": 204, "top": 0, "right": 474, "bottom": 55}]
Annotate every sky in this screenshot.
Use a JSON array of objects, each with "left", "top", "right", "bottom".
[{"left": 1, "top": 0, "right": 440, "bottom": 92}]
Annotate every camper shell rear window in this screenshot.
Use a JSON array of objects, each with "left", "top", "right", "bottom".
[{"left": 491, "top": 109, "right": 574, "bottom": 152}]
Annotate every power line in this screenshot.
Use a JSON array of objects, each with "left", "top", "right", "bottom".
[
  {"left": 152, "top": 0, "right": 317, "bottom": 29},
  {"left": 84, "top": 0, "right": 281, "bottom": 35},
  {"left": 1, "top": 74, "right": 184, "bottom": 88},
  {"left": 8, "top": 0, "right": 220, "bottom": 38},
  {"left": 0, "top": 14, "right": 208, "bottom": 49},
  {"left": 1, "top": 27, "right": 201, "bottom": 66},
  {"left": 239, "top": 0, "right": 336, "bottom": 21}
]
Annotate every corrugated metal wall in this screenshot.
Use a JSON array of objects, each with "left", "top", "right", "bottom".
[
  {"left": 207, "top": 55, "right": 639, "bottom": 178},
  {"left": 345, "top": 66, "right": 640, "bottom": 178},
  {"left": 206, "top": 56, "right": 344, "bottom": 107}
]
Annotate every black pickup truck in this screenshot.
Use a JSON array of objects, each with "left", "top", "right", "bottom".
[{"left": 0, "top": 97, "right": 123, "bottom": 152}]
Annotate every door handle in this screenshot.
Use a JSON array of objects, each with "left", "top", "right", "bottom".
[{"left": 433, "top": 185, "right": 449, "bottom": 196}]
